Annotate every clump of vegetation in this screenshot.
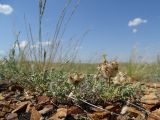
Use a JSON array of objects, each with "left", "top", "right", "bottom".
[
  {"left": 120, "top": 48, "right": 160, "bottom": 82},
  {"left": 0, "top": 48, "right": 142, "bottom": 104}
]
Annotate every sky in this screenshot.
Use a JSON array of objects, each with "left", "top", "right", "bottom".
[{"left": 0, "top": 0, "right": 160, "bottom": 62}]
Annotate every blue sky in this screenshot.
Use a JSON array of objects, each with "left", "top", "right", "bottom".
[{"left": 0, "top": 0, "right": 160, "bottom": 62}]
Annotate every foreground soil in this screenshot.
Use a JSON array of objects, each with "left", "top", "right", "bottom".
[{"left": 1, "top": 80, "right": 160, "bottom": 120}]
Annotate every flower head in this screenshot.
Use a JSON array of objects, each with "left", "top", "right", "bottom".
[{"left": 68, "top": 72, "right": 84, "bottom": 85}]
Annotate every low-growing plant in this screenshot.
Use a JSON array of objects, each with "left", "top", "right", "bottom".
[
  {"left": 0, "top": 47, "right": 143, "bottom": 104},
  {"left": 47, "top": 58, "right": 142, "bottom": 104}
]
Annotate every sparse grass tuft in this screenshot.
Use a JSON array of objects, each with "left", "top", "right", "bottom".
[{"left": 0, "top": 53, "right": 142, "bottom": 104}]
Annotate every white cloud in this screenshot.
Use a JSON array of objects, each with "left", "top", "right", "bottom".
[
  {"left": 15, "top": 41, "right": 52, "bottom": 49},
  {"left": 41, "top": 41, "right": 52, "bottom": 46},
  {"left": 31, "top": 44, "right": 38, "bottom": 49},
  {"left": 128, "top": 18, "right": 147, "bottom": 27},
  {"left": 0, "top": 50, "right": 5, "bottom": 56},
  {"left": 15, "top": 40, "right": 28, "bottom": 49},
  {"left": 132, "top": 28, "right": 138, "bottom": 33},
  {"left": 75, "top": 46, "right": 83, "bottom": 50},
  {"left": 31, "top": 41, "right": 52, "bottom": 48},
  {"left": 0, "top": 4, "right": 13, "bottom": 15}
]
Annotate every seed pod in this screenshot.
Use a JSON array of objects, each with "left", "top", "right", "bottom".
[{"left": 68, "top": 73, "right": 84, "bottom": 85}]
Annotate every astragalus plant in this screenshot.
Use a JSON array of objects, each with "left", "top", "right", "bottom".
[{"left": 48, "top": 57, "right": 141, "bottom": 104}]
